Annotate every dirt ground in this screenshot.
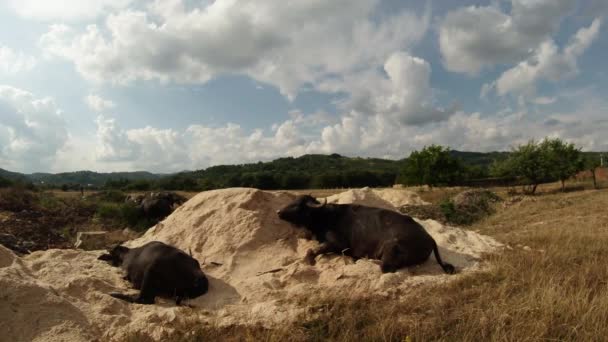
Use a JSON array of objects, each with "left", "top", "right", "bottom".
[{"left": 0, "top": 198, "right": 98, "bottom": 252}]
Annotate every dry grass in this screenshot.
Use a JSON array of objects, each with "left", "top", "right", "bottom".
[{"left": 124, "top": 186, "right": 608, "bottom": 341}]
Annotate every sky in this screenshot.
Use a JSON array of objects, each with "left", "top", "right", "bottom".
[{"left": 1, "top": 0, "right": 607, "bottom": 174}]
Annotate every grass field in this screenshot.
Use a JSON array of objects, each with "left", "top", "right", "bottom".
[{"left": 130, "top": 182, "right": 608, "bottom": 341}]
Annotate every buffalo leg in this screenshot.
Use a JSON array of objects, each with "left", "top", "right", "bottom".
[
  {"left": 133, "top": 268, "right": 157, "bottom": 304},
  {"left": 109, "top": 292, "right": 137, "bottom": 303},
  {"left": 305, "top": 243, "right": 334, "bottom": 266},
  {"left": 379, "top": 240, "right": 404, "bottom": 273}
]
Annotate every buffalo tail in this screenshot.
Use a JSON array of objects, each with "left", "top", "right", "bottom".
[{"left": 432, "top": 241, "right": 455, "bottom": 274}]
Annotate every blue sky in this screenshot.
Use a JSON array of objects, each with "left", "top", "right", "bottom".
[{"left": 1, "top": 0, "right": 607, "bottom": 173}]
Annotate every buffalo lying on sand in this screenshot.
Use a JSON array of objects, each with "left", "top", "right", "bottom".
[
  {"left": 98, "top": 241, "right": 208, "bottom": 305},
  {"left": 277, "top": 195, "right": 455, "bottom": 274}
]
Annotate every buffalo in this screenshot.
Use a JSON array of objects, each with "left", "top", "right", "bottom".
[
  {"left": 277, "top": 195, "right": 455, "bottom": 274},
  {"left": 98, "top": 241, "right": 208, "bottom": 305}
]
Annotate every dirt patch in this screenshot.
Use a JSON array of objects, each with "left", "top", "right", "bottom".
[
  {"left": 0, "top": 204, "right": 97, "bottom": 253},
  {"left": 0, "top": 187, "right": 501, "bottom": 341}
]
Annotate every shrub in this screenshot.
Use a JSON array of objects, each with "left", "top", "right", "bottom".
[
  {"left": 0, "top": 187, "right": 37, "bottom": 212},
  {"left": 95, "top": 201, "right": 154, "bottom": 232},
  {"left": 95, "top": 190, "right": 127, "bottom": 203},
  {"left": 37, "top": 193, "right": 65, "bottom": 211}
]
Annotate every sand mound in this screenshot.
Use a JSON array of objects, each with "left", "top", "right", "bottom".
[
  {"left": 0, "top": 246, "right": 95, "bottom": 342},
  {"left": 325, "top": 187, "right": 428, "bottom": 209},
  {"left": 1, "top": 187, "right": 501, "bottom": 341}
]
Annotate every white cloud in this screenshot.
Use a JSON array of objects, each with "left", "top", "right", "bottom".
[
  {"left": 317, "top": 52, "right": 455, "bottom": 125},
  {"left": 95, "top": 115, "right": 138, "bottom": 162},
  {"left": 0, "top": 85, "right": 68, "bottom": 172},
  {"left": 533, "top": 96, "right": 557, "bottom": 105},
  {"left": 93, "top": 114, "right": 317, "bottom": 172},
  {"left": 1, "top": 84, "right": 600, "bottom": 173},
  {"left": 40, "top": 0, "right": 429, "bottom": 100},
  {"left": 0, "top": 46, "right": 37, "bottom": 74},
  {"left": 87, "top": 90, "right": 608, "bottom": 173},
  {"left": 8, "top": 0, "right": 134, "bottom": 21},
  {"left": 85, "top": 94, "right": 115, "bottom": 112},
  {"left": 491, "top": 19, "right": 601, "bottom": 97},
  {"left": 439, "top": 0, "right": 574, "bottom": 74}
]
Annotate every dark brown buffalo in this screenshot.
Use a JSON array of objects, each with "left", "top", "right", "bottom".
[
  {"left": 277, "top": 195, "right": 455, "bottom": 274},
  {"left": 98, "top": 241, "right": 208, "bottom": 305}
]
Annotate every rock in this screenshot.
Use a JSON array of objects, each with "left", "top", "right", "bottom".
[
  {"left": 0, "top": 233, "right": 35, "bottom": 255},
  {"left": 74, "top": 230, "right": 138, "bottom": 250}
]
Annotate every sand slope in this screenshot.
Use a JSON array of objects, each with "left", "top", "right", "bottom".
[{"left": 0, "top": 188, "right": 501, "bottom": 341}]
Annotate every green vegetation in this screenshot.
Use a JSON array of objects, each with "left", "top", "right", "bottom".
[
  {"left": 492, "top": 138, "right": 585, "bottom": 194},
  {"left": 2, "top": 146, "right": 605, "bottom": 192},
  {"left": 398, "top": 145, "right": 465, "bottom": 186},
  {"left": 0, "top": 175, "right": 13, "bottom": 188},
  {"left": 584, "top": 154, "right": 603, "bottom": 189},
  {"left": 94, "top": 201, "right": 152, "bottom": 231}
]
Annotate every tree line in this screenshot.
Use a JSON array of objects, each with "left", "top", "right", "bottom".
[
  {"left": 401, "top": 139, "right": 602, "bottom": 194},
  {"left": 2, "top": 140, "right": 603, "bottom": 192}
]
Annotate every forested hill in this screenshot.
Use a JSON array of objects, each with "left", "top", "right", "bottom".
[
  {"left": 0, "top": 169, "right": 161, "bottom": 187},
  {"left": 163, "top": 154, "right": 407, "bottom": 190},
  {"left": 1, "top": 150, "right": 604, "bottom": 190}
]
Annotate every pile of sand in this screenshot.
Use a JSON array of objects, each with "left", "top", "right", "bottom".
[
  {"left": 0, "top": 188, "right": 501, "bottom": 341},
  {"left": 325, "top": 187, "right": 429, "bottom": 210}
]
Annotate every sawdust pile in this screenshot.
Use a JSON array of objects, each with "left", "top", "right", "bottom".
[{"left": 0, "top": 188, "right": 501, "bottom": 341}]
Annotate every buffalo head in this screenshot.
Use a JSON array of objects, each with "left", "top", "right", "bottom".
[
  {"left": 98, "top": 245, "right": 130, "bottom": 267},
  {"left": 277, "top": 195, "right": 327, "bottom": 226}
]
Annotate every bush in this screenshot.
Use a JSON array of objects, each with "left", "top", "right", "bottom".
[
  {"left": 0, "top": 176, "right": 13, "bottom": 188},
  {"left": 37, "top": 193, "right": 65, "bottom": 211},
  {"left": 95, "top": 202, "right": 123, "bottom": 221},
  {"left": 0, "top": 187, "right": 37, "bottom": 212},
  {"left": 95, "top": 201, "right": 154, "bottom": 232},
  {"left": 95, "top": 190, "right": 127, "bottom": 203},
  {"left": 437, "top": 190, "right": 501, "bottom": 225}
]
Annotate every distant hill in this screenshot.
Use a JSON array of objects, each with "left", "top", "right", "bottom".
[
  {"left": 0, "top": 168, "right": 28, "bottom": 182},
  {"left": 0, "top": 169, "right": 161, "bottom": 187},
  {"left": 28, "top": 171, "right": 161, "bottom": 186},
  {"left": 1, "top": 150, "right": 605, "bottom": 190}
]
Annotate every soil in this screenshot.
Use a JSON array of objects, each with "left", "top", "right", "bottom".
[{"left": 0, "top": 204, "right": 97, "bottom": 253}]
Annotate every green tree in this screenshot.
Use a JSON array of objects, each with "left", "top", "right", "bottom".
[
  {"left": 0, "top": 176, "right": 13, "bottom": 188},
  {"left": 584, "top": 154, "right": 602, "bottom": 189},
  {"left": 491, "top": 140, "right": 551, "bottom": 194},
  {"left": 492, "top": 138, "right": 583, "bottom": 194},
  {"left": 541, "top": 138, "right": 583, "bottom": 192},
  {"left": 399, "top": 145, "right": 464, "bottom": 187}
]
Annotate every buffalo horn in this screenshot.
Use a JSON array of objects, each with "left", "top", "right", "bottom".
[{"left": 306, "top": 198, "right": 327, "bottom": 209}]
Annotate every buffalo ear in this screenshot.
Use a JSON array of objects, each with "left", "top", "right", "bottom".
[{"left": 98, "top": 253, "right": 113, "bottom": 261}]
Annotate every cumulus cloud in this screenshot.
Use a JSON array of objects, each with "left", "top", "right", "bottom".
[
  {"left": 85, "top": 94, "right": 115, "bottom": 112},
  {"left": 317, "top": 52, "right": 455, "bottom": 125},
  {"left": 439, "top": 0, "right": 574, "bottom": 74},
  {"left": 0, "top": 46, "right": 36, "bottom": 74},
  {"left": 93, "top": 113, "right": 320, "bottom": 172},
  {"left": 39, "top": 0, "right": 428, "bottom": 100},
  {"left": 0, "top": 85, "right": 68, "bottom": 172},
  {"left": 490, "top": 19, "right": 601, "bottom": 97},
  {"left": 8, "top": 0, "right": 134, "bottom": 21},
  {"left": 88, "top": 90, "right": 608, "bottom": 173}
]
